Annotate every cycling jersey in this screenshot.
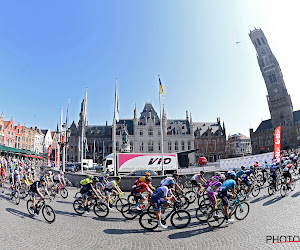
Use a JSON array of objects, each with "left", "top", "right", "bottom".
[
  {"left": 0, "top": 168, "right": 6, "bottom": 177},
  {"left": 80, "top": 178, "right": 92, "bottom": 186},
  {"left": 160, "top": 177, "right": 174, "bottom": 187},
  {"left": 261, "top": 163, "right": 268, "bottom": 170},
  {"left": 219, "top": 179, "right": 236, "bottom": 191},
  {"left": 29, "top": 181, "right": 45, "bottom": 193},
  {"left": 133, "top": 182, "right": 150, "bottom": 193},
  {"left": 236, "top": 170, "right": 244, "bottom": 178},
  {"left": 241, "top": 170, "right": 253, "bottom": 180},
  {"left": 105, "top": 180, "right": 117, "bottom": 190},
  {"left": 152, "top": 186, "right": 169, "bottom": 199},
  {"left": 54, "top": 174, "right": 63, "bottom": 181},
  {"left": 191, "top": 174, "right": 202, "bottom": 181}
]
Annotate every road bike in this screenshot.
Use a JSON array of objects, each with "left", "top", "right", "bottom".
[
  {"left": 108, "top": 192, "right": 127, "bottom": 211},
  {"left": 27, "top": 198, "right": 56, "bottom": 223},
  {"left": 139, "top": 201, "right": 191, "bottom": 230},
  {"left": 73, "top": 196, "right": 109, "bottom": 218},
  {"left": 207, "top": 195, "right": 249, "bottom": 228},
  {"left": 50, "top": 183, "right": 68, "bottom": 199},
  {"left": 280, "top": 178, "right": 296, "bottom": 197}
]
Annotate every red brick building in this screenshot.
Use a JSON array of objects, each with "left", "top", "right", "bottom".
[
  {"left": 4, "top": 118, "right": 16, "bottom": 148},
  {"left": 14, "top": 123, "right": 22, "bottom": 149}
]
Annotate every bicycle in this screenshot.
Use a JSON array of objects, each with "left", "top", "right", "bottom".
[
  {"left": 73, "top": 196, "right": 109, "bottom": 218},
  {"left": 10, "top": 183, "right": 21, "bottom": 205},
  {"left": 108, "top": 192, "right": 127, "bottom": 211},
  {"left": 139, "top": 201, "right": 191, "bottom": 230},
  {"left": 207, "top": 195, "right": 249, "bottom": 228},
  {"left": 50, "top": 182, "right": 68, "bottom": 199},
  {"left": 0, "top": 177, "right": 5, "bottom": 193},
  {"left": 280, "top": 178, "right": 296, "bottom": 197},
  {"left": 27, "top": 198, "right": 55, "bottom": 223},
  {"left": 268, "top": 175, "right": 282, "bottom": 196}
]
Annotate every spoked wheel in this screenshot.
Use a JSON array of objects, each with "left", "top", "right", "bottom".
[
  {"left": 75, "top": 192, "right": 82, "bottom": 199},
  {"left": 290, "top": 181, "right": 296, "bottom": 191},
  {"left": 42, "top": 205, "right": 56, "bottom": 223},
  {"left": 280, "top": 185, "right": 287, "bottom": 197},
  {"left": 27, "top": 199, "right": 35, "bottom": 215},
  {"left": 235, "top": 202, "right": 250, "bottom": 220},
  {"left": 256, "top": 174, "right": 264, "bottom": 187},
  {"left": 139, "top": 212, "right": 158, "bottom": 230},
  {"left": 60, "top": 188, "right": 68, "bottom": 199},
  {"left": 185, "top": 191, "right": 196, "bottom": 204},
  {"left": 251, "top": 185, "right": 260, "bottom": 197},
  {"left": 196, "top": 204, "right": 212, "bottom": 222},
  {"left": 238, "top": 189, "right": 247, "bottom": 202},
  {"left": 177, "top": 195, "right": 190, "bottom": 209},
  {"left": 93, "top": 202, "right": 109, "bottom": 218},
  {"left": 121, "top": 203, "right": 140, "bottom": 220},
  {"left": 0, "top": 182, "right": 5, "bottom": 193},
  {"left": 127, "top": 194, "right": 137, "bottom": 205},
  {"left": 207, "top": 208, "right": 225, "bottom": 228},
  {"left": 12, "top": 191, "right": 20, "bottom": 205},
  {"left": 170, "top": 210, "right": 191, "bottom": 229},
  {"left": 115, "top": 198, "right": 127, "bottom": 212},
  {"left": 268, "top": 186, "right": 275, "bottom": 196},
  {"left": 19, "top": 188, "right": 28, "bottom": 199},
  {"left": 73, "top": 200, "right": 85, "bottom": 214}
]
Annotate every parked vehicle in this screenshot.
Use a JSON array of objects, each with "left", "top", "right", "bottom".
[
  {"left": 65, "top": 164, "right": 78, "bottom": 172},
  {"left": 82, "top": 159, "right": 93, "bottom": 170},
  {"left": 128, "top": 170, "right": 158, "bottom": 176}
]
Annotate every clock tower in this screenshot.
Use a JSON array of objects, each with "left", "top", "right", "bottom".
[{"left": 249, "top": 28, "right": 294, "bottom": 128}]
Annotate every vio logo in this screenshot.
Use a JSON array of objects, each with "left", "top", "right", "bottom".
[{"left": 148, "top": 158, "right": 171, "bottom": 165}]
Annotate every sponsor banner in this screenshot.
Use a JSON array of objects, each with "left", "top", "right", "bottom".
[
  {"left": 220, "top": 152, "right": 274, "bottom": 170},
  {"left": 274, "top": 126, "right": 281, "bottom": 162},
  {"left": 118, "top": 153, "right": 177, "bottom": 172},
  {"left": 47, "top": 145, "right": 52, "bottom": 167}
]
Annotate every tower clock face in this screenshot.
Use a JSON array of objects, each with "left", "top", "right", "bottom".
[{"left": 274, "top": 88, "right": 278, "bottom": 93}]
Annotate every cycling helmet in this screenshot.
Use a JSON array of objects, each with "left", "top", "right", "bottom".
[
  {"left": 145, "top": 177, "right": 152, "bottom": 182},
  {"left": 40, "top": 176, "right": 46, "bottom": 182},
  {"left": 172, "top": 173, "right": 179, "bottom": 178},
  {"left": 14, "top": 170, "right": 18, "bottom": 175},
  {"left": 104, "top": 174, "right": 109, "bottom": 178},
  {"left": 211, "top": 176, "right": 219, "bottom": 182},
  {"left": 48, "top": 171, "right": 52, "bottom": 175},
  {"left": 60, "top": 171, "right": 64, "bottom": 175},
  {"left": 228, "top": 172, "right": 236, "bottom": 179},
  {"left": 145, "top": 172, "right": 151, "bottom": 176},
  {"left": 241, "top": 166, "right": 245, "bottom": 170},
  {"left": 167, "top": 179, "right": 175, "bottom": 186},
  {"left": 92, "top": 177, "right": 99, "bottom": 182},
  {"left": 88, "top": 175, "right": 94, "bottom": 179},
  {"left": 250, "top": 166, "right": 254, "bottom": 170},
  {"left": 232, "top": 168, "right": 236, "bottom": 172}
]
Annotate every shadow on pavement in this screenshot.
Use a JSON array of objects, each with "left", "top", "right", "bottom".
[
  {"left": 93, "top": 217, "right": 127, "bottom": 222},
  {"left": 291, "top": 191, "right": 300, "bottom": 198},
  {"left": 104, "top": 228, "right": 145, "bottom": 235},
  {"left": 56, "top": 200, "right": 73, "bottom": 205},
  {"left": 168, "top": 226, "right": 211, "bottom": 239},
  {"left": 262, "top": 196, "right": 282, "bottom": 206},
  {"left": 6, "top": 207, "right": 34, "bottom": 220},
  {"left": 55, "top": 209, "right": 82, "bottom": 217},
  {"left": 250, "top": 195, "right": 269, "bottom": 204}
]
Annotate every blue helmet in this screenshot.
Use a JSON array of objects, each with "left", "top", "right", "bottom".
[
  {"left": 226, "top": 171, "right": 236, "bottom": 179},
  {"left": 167, "top": 178, "right": 175, "bottom": 186}
]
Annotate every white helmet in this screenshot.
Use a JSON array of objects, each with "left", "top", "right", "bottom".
[
  {"left": 48, "top": 171, "right": 52, "bottom": 175},
  {"left": 14, "top": 170, "right": 19, "bottom": 175}
]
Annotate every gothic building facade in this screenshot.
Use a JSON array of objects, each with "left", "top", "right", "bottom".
[{"left": 249, "top": 28, "right": 300, "bottom": 154}]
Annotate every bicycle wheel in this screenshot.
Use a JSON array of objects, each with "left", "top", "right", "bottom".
[
  {"left": 75, "top": 192, "right": 82, "bottom": 199},
  {"left": 127, "top": 194, "right": 137, "bottom": 204},
  {"left": 207, "top": 208, "right": 225, "bottom": 228},
  {"left": 235, "top": 202, "right": 250, "bottom": 220},
  {"left": 238, "top": 189, "right": 247, "bottom": 202},
  {"left": 290, "top": 181, "right": 296, "bottom": 191},
  {"left": 13, "top": 191, "right": 20, "bottom": 205},
  {"left": 0, "top": 182, "right": 5, "bottom": 193},
  {"left": 60, "top": 188, "right": 68, "bottom": 199},
  {"left": 115, "top": 198, "right": 127, "bottom": 212},
  {"left": 27, "top": 199, "right": 35, "bottom": 215},
  {"left": 251, "top": 185, "right": 260, "bottom": 197},
  {"left": 185, "top": 191, "right": 196, "bottom": 203},
  {"left": 73, "top": 200, "right": 85, "bottom": 214},
  {"left": 256, "top": 174, "right": 264, "bottom": 187},
  {"left": 268, "top": 186, "right": 275, "bottom": 196},
  {"left": 139, "top": 212, "right": 158, "bottom": 230},
  {"left": 280, "top": 185, "right": 287, "bottom": 197},
  {"left": 93, "top": 202, "right": 109, "bottom": 218},
  {"left": 196, "top": 204, "right": 212, "bottom": 222},
  {"left": 42, "top": 205, "right": 56, "bottom": 223},
  {"left": 121, "top": 203, "right": 139, "bottom": 220},
  {"left": 19, "top": 188, "right": 28, "bottom": 199},
  {"left": 170, "top": 210, "right": 191, "bottom": 229}
]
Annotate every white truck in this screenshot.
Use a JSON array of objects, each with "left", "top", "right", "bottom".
[
  {"left": 102, "top": 153, "right": 179, "bottom": 175},
  {"left": 82, "top": 159, "right": 93, "bottom": 170}
]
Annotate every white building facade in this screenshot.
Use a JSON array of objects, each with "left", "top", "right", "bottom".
[
  {"left": 34, "top": 129, "right": 45, "bottom": 155},
  {"left": 226, "top": 133, "right": 252, "bottom": 157}
]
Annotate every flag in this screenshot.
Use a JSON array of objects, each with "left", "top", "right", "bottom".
[
  {"left": 66, "top": 97, "right": 70, "bottom": 128},
  {"left": 159, "top": 76, "right": 165, "bottom": 100},
  {"left": 60, "top": 106, "right": 64, "bottom": 143},
  {"left": 85, "top": 140, "right": 89, "bottom": 152},
  {"left": 114, "top": 79, "right": 119, "bottom": 122},
  {"left": 274, "top": 126, "right": 281, "bottom": 162}
]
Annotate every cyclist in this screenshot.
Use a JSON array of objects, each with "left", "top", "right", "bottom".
[
  {"left": 135, "top": 172, "right": 155, "bottom": 191},
  {"left": 151, "top": 179, "right": 176, "bottom": 229},
  {"left": 206, "top": 176, "right": 222, "bottom": 216},
  {"left": 131, "top": 177, "right": 153, "bottom": 210},
  {"left": 80, "top": 175, "right": 94, "bottom": 187},
  {"left": 282, "top": 163, "right": 293, "bottom": 189},
  {"left": 270, "top": 163, "right": 280, "bottom": 189},
  {"left": 29, "top": 176, "right": 51, "bottom": 217},
  {"left": 10, "top": 170, "right": 21, "bottom": 191},
  {"left": 45, "top": 171, "right": 54, "bottom": 187},
  {"left": 97, "top": 174, "right": 109, "bottom": 191},
  {"left": 53, "top": 171, "right": 66, "bottom": 190},
  {"left": 261, "top": 161, "right": 269, "bottom": 183},
  {"left": 80, "top": 177, "right": 103, "bottom": 214},
  {"left": 0, "top": 165, "right": 6, "bottom": 183},
  {"left": 241, "top": 166, "right": 256, "bottom": 199},
  {"left": 190, "top": 171, "right": 206, "bottom": 196},
  {"left": 217, "top": 172, "right": 236, "bottom": 224},
  {"left": 104, "top": 176, "right": 123, "bottom": 209},
  {"left": 160, "top": 173, "right": 185, "bottom": 194},
  {"left": 22, "top": 170, "right": 31, "bottom": 190}
]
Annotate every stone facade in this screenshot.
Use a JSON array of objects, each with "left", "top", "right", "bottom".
[
  {"left": 34, "top": 129, "right": 44, "bottom": 155},
  {"left": 249, "top": 28, "right": 300, "bottom": 154},
  {"left": 226, "top": 133, "right": 252, "bottom": 157},
  {"left": 194, "top": 118, "right": 226, "bottom": 162},
  {"left": 21, "top": 126, "right": 35, "bottom": 151}
]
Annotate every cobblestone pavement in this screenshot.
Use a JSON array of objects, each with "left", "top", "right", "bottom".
[{"left": 1, "top": 180, "right": 300, "bottom": 250}]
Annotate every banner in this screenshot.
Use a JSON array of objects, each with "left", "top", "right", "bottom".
[
  {"left": 274, "top": 126, "right": 281, "bottom": 162},
  {"left": 47, "top": 145, "right": 52, "bottom": 166},
  {"left": 55, "top": 145, "right": 59, "bottom": 168}
]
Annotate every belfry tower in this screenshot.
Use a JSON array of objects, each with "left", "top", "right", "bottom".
[{"left": 249, "top": 28, "right": 294, "bottom": 127}]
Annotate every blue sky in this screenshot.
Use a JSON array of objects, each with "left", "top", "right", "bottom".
[{"left": 1, "top": 1, "right": 300, "bottom": 137}]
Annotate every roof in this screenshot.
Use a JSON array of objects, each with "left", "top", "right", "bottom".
[
  {"left": 229, "top": 133, "right": 250, "bottom": 140},
  {"left": 139, "top": 103, "right": 160, "bottom": 124},
  {"left": 293, "top": 110, "right": 300, "bottom": 123},
  {"left": 3, "top": 121, "right": 10, "bottom": 128},
  {"left": 167, "top": 120, "right": 190, "bottom": 135},
  {"left": 194, "top": 122, "right": 224, "bottom": 137},
  {"left": 86, "top": 125, "right": 112, "bottom": 137}
]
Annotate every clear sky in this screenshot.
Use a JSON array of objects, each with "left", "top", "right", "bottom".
[{"left": 0, "top": 1, "right": 300, "bottom": 137}]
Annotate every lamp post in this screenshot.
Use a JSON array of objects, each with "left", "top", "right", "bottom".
[{"left": 56, "top": 123, "right": 71, "bottom": 172}]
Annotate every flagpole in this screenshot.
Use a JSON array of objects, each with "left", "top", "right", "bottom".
[
  {"left": 159, "top": 75, "right": 164, "bottom": 175},
  {"left": 113, "top": 78, "right": 118, "bottom": 177},
  {"left": 93, "top": 140, "right": 95, "bottom": 163}
]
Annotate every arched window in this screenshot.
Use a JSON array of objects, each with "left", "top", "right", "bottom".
[
  {"left": 148, "top": 127, "right": 153, "bottom": 136},
  {"left": 130, "top": 141, "right": 133, "bottom": 151},
  {"left": 116, "top": 141, "right": 119, "bottom": 152},
  {"left": 188, "top": 141, "right": 191, "bottom": 150},
  {"left": 148, "top": 141, "right": 154, "bottom": 152},
  {"left": 168, "top": 141, "right": 172, "bottom": 151},
  {"left": 175, "top": 141, "right": 178, "bottom": 151},
  {"left": 257, "top": 38, "right": 261, "bottom": 46},
  {"left": 181, "top": 141, "right": 185, "bottom": 151},
  {"left": 261, "top": 37, "right": 265, "bottom": 44}
]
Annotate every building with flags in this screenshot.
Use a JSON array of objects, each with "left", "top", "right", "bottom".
[{"left": 249, "top": 28, "right": 300, "bottom": 154}]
